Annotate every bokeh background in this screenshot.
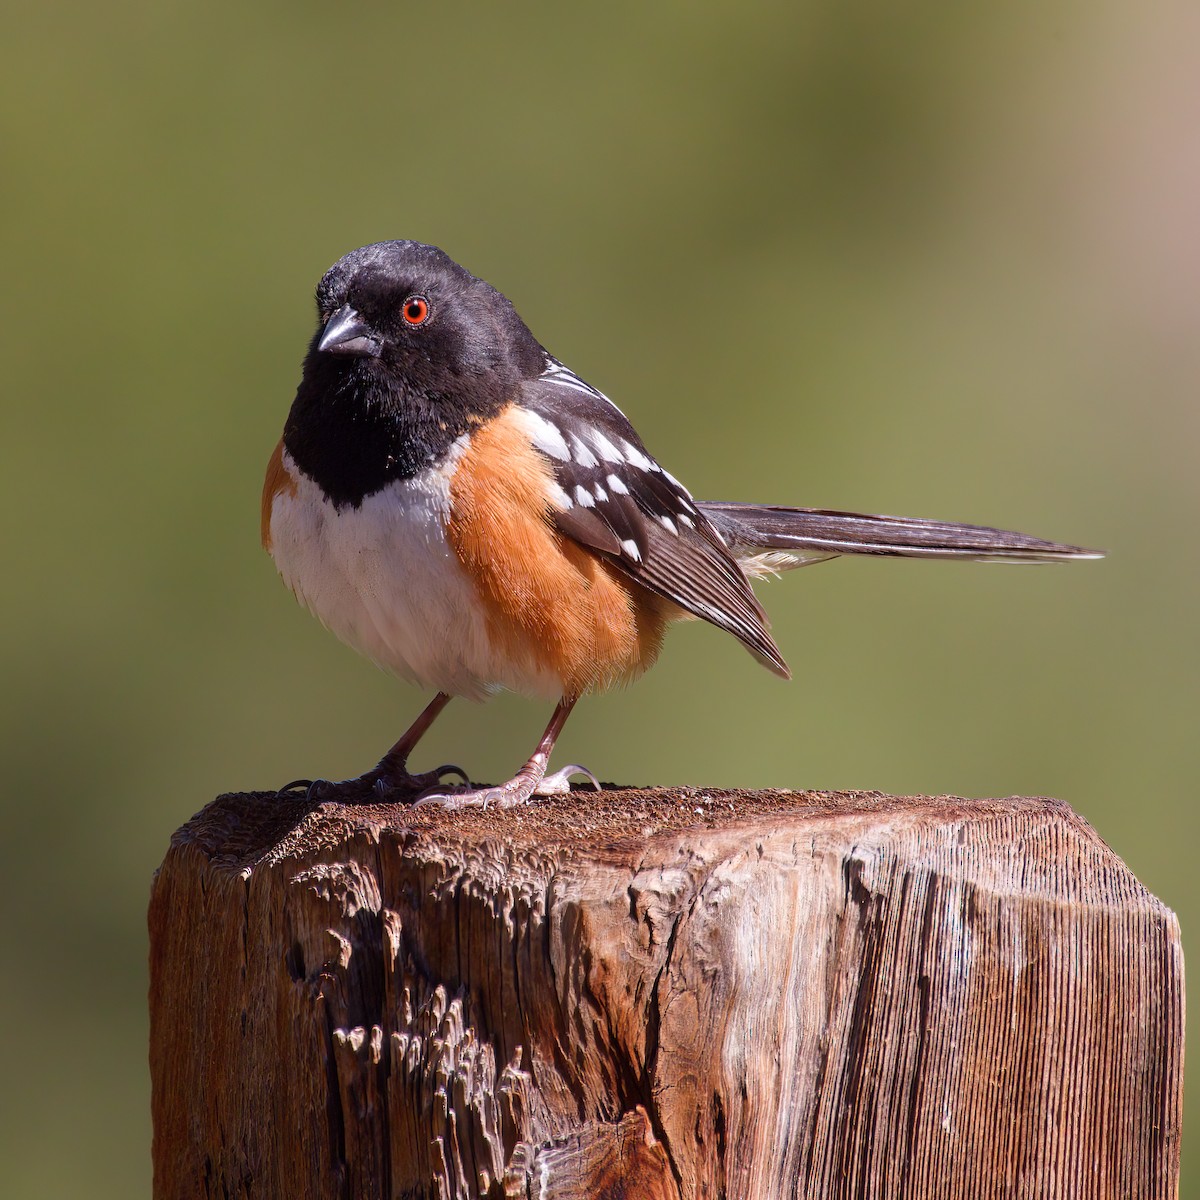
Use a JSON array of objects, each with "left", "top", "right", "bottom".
[{"left": 3, "top": 1, "right": 1196, "bottom": 1194}]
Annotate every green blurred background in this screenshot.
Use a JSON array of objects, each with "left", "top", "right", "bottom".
[{"left": 3, "top": 1, "right": 1195, "bottom": 1194}]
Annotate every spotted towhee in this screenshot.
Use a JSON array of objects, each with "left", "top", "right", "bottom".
[{"left": 263, "top": 241, "right": 1100, "bottom": 808}]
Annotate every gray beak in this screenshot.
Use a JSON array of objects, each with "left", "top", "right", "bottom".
[{"left": 317, "top": 305, "right": 382, "bottom": 358}]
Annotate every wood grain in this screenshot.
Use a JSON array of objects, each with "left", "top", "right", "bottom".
[{"left": 148, "top": 788, "right": 1183, "bottom": 1199}]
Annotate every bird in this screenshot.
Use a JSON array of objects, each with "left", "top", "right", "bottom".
[{"left": 262, "top": 240, "right": 1101, "bottom": 809}]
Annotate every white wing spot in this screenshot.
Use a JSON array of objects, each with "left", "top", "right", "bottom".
[
  {"left": 568, "top": 434, "right": 598, "bottom": 468},
  {"left": 592, "top": 483, "right": 608, "bottom": 502},
  {"left": 589, "top": 430, "right": 625, "bottom": 464},
  {"left": 621, "top": 441, "right": 656, "bottom": 471},
  {"left": 621, "top": 539, "right": 641, "bottom": 561},
  {"left": 678, "top": 513, "right": 695, "bottom": 528},
  {"left": 659, "top": 515, "right": 678, "bottom": 534},
  {"left": 546, "top": 482, "right": 573, "bottom": 510},
  {"left": 540, "top": 356, "right": 632, "bottom": 418},
  {"left": 521, "top": 411, "right": 571, "bottom": 461},
  {"left": 573, "top": 484, "right": 596, "bottom": 508},
  {"left": 606, "top": 473, "right": 629, "bottom": 495},
  {"left": 541, "top": 359, "right": 604, "bottom": 399}
]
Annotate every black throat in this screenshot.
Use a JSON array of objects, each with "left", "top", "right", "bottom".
[{"left": 282, "top": 350, "right": 511, "bottom": 509}]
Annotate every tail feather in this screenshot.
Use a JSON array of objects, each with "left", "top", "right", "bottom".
[{"left": 699, "top": 501, "right": 1103, "bottom": 569}]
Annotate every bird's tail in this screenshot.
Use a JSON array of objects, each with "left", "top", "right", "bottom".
[{"left": 698, "top": 501, "right": 1103, "bottom": 575}]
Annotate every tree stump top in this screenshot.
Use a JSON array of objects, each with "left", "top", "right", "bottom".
[{"left": 170, "top": 786, "right": 1155, "bottom": 913}]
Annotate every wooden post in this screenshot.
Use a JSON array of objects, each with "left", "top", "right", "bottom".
[{"left": 149, "top": 788, "right": 1182, "bottom": 1199}]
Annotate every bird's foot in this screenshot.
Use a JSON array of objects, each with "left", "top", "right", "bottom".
[
  {"left": 276, "top": 760, "right": 469, "bottom": 804},
  {"left": 534, "top": 763, "right": 600, "bottom": 796},
  {"left": 414, "top": 762, "right": 600, "bottom": 810}
]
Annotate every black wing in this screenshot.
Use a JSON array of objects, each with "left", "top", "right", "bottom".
[{"left": 519, "top": 360, "right": 789, "bottom": 677}]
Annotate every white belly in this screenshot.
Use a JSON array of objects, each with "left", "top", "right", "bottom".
[{"left": 267, "top": 445, "right": 561, "bottom": 701}]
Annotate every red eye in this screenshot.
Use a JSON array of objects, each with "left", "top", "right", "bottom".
[{"left": 402, "top": 295, "right": 430, "bottom": 326}]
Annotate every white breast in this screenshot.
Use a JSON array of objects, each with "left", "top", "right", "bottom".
[{"left": 267, "top": 442, "right": 559, "bottom": 701}]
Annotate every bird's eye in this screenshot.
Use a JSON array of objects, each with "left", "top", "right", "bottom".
[{"left": 402, "top": 295, "right": 430, "bottom": 326}]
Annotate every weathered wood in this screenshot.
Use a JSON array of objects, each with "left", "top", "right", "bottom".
[{"left": 149, "top": 788, "right": 1183, "bottom": 1199}]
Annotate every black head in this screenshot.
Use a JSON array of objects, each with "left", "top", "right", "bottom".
[{"left": 283, "top": 241, "right": 546, "bottom": 507}]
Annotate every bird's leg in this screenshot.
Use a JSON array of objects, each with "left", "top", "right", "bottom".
[
  {"left": 277, "top": 692, "right": 468, "bottom": 802},
  {"left": 415, "top": 696, "right": 599, "bottom": 810},
  {"left": 373, "top": 691, "right": 468, "bottom": 789}
]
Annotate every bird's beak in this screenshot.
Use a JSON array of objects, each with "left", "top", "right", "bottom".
[{"left": 317, "top": 305, "right": 382, "bottom": 358}]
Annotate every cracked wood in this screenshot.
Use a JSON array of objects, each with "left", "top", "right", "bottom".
[{"left": 148, "top": 787, "right": 1183, "bottom": 1199}]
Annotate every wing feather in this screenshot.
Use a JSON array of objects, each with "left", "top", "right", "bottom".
[{"left": 519, "top": 371, "right": 789, "bottom": 677}]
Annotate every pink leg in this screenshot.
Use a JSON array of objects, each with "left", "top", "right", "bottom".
[
  {"left": 415, "top": 696, "right": 599, "bottom": 810},
  {"left": 278, "top": 692, "right": 469, "bottom": 802}
]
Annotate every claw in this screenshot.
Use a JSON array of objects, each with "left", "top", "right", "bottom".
[
  {"left": 276, "top": 776, "right": 372, "bottom": 803},
  {"left": 412, "top": 760, "right": 598, "bottom": 810},
  {"left": 534, "top": 764, "right": 600, "bottom": 795},
  {"left": 275, "top": 761, "right": 472, "bottom": 805},
  {"left": 304, "top": 778, "right": 348, "bottom": 803},
  {"left": 276, "top": 779, "right": 314, "bottom": 798}
]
